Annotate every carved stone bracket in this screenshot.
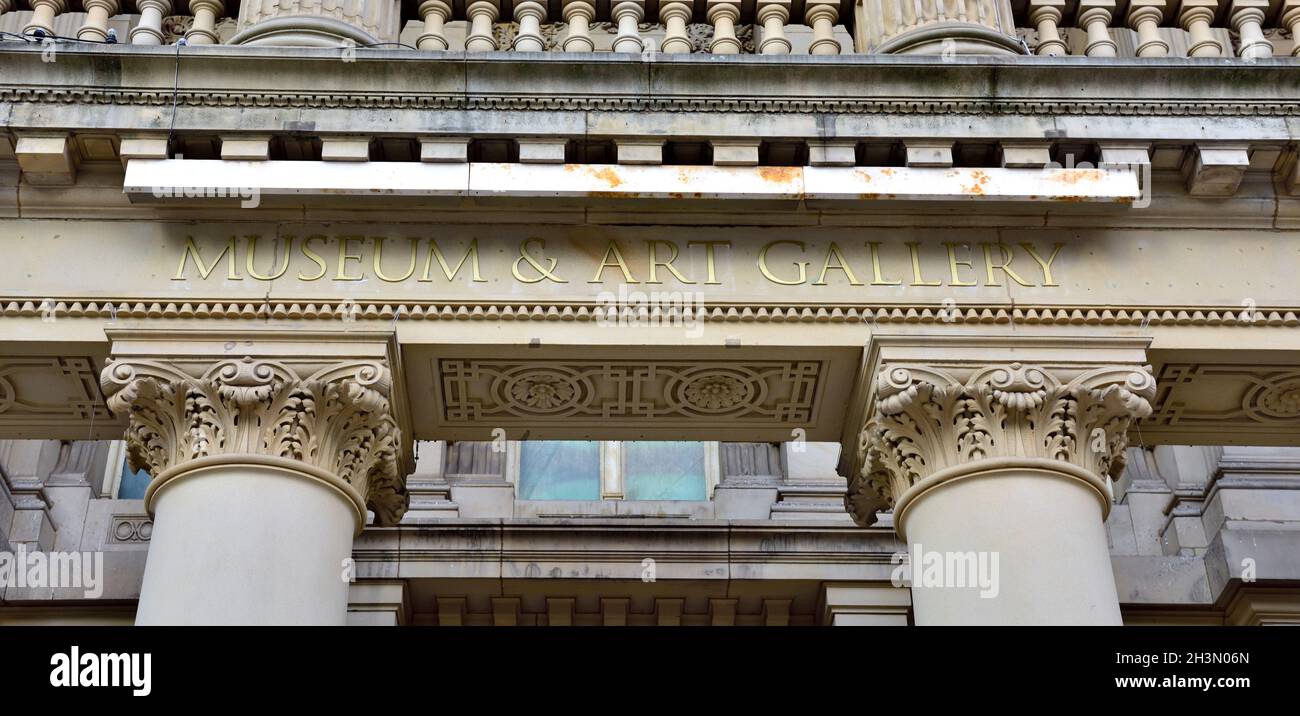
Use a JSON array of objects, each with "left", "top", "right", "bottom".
[
  {"left": 97, "top": 329, "right": 411, "bottom": 526},
  {"left": 843, "top": 336, "right": 1156, "bottom": 528}
]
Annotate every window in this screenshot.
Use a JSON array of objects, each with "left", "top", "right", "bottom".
[
  {"left": 518, "top": 441, "right": 601, "bottom": 500},
  {"left": 624, "top": 441, "right": 706, "bottom": 500},
  {"left": 516, "top": 440, "right": 714, "bottom": 501}
]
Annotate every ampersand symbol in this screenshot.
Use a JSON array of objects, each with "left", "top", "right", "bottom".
[{"left": 512, "top": 239, "right": 568, "bottom": 283}]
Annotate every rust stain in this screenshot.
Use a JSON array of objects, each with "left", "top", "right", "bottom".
[
  {"left": 961, "top": 169, "right": 991, "bottom": 196},
  {"left": 853, "top": 169, "right": 873, "bottom": 182},
  {"left": 1048, "top": 168, "right": 1105, "bottom": 184},
  {"left": 880, "top": 168, "right": 895, "bottom": 177},
  {"left": 757, "top": 166, "right": 800, "bottom": 184},
  {"left": 588, "top": 166, "right": 624, "bottom": 188}
]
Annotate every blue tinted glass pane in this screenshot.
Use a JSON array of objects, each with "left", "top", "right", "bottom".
[
  {"left": 624, "top": 442, "right": 706, "bottom": 501},
  {"left": 519, "top": 441, "right": 601, "bottom": 500},
  {"left": 118, "top": 462, "right": 150, "bottom": 500}
]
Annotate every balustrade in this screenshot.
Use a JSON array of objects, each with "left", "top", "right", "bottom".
[{"left": 0, "top": 0, "right": 1290, "bottom": 58}]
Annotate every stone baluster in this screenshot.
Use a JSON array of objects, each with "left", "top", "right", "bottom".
[
  {"left": 1285, "top": 0, "right": 1300, "bottom": 57},
  {"left": 22, "top": 0, "right": 66, "bottom": 37},
  {"left": 77, "top": 0, "right": 118, "bottom": 40},
  {"left": 465, "top": 0, "right": 500, "bottom": 51},
  {"left": 805, "top": 0, "right": 840, "bottom": 55},
  {"left": 1178, "top": 0, "right": 1223, "bottom": 57},
  {"left": 416, "top": 0, "right": 452, "bottom": 50},
  {"left": 1078, "top": 0, "right": 1118, "bottom": 57},
  {"left": 512, "top": 0, "right": 546, "bottom": 51},
  {"left": 756, "top": 0, "right": 791, "bottom": 55},
  {"left": 185, "top": 0, "right": 225, "bottom": 45},
  {"left": 610, "top": 0, "right": 646, "bottom": 53},
  {"left": 660, "top": 1, "right": 694, "bottom": 54},
  {"left": 129, "top": 0, "right": 172, "bottom": 45},
  {"left": 561, "top": 0, "right": 596, "bottom": 51},
  {"left": 1126, "top": 0, "right": 1169, "bottom": 57},
  {"left": 1229, "top": 0, "right": 1272, "bottom": 58},
  {"left": 707, "top": 0, "right": 742, "bottom": 54},
  {"left": 1029, "top": 0, "right": 1068, "bottom": 56}
]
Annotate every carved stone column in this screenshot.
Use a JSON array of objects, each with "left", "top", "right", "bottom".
[
  {"left": 853, "top": 0, "right": 1024, "bottom": 55},
  {"left": 844, "top": 336, "right": 1155, "bottom": 625},
  {"left": 99, "top": 329, "right": 411, "bottom": 625},
  {"left": 229, "top": 0, "right": 401, "bottom": 47}
]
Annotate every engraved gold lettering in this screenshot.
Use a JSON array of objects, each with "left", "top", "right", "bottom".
[
  {"left": 373, "top": 237, "right": 419, "bottom": 283},
  {"left": 1021, "top": 242, "right": 1065, "bottom": 287},
  {"left": 174, "top": 237, "right": 240, "bottom": 281},
  {"left": 943, "top": 242, "right": 978, "bottom": 287},
  {"left": 421, "top": 238, "right": 486, "bottom": 283},
  {"left": 906, "top": 242, "right": 941, "bottom": 286},
  {"left": 646, "top": 240, "right": 694, "bottom": 284},
  {"left": 813, "top": 242, "right": 863, "bottom": 286},
  {"left": 514, "top": 239, "right": 567, "bottom": 284},
  {"left": 298, "top": 235, "right": 328, "bottom": 281},
  {"left": 245, "top": 235, "right": 292, "bottom": 281},
  {"left": 687, "top": 240, "right": 729, "bottom": 285},
  {"left": 335, "top": 236, "right": 365, "bottom": 281},
  {"left": 589, "top": 241, "right": 638, "bottom": 284},
  {"left": 758, "top": 240, "right": 808, "bottom": 286},
  {"left": 867, "top": 242, "right": 902, "bottom": 286},
  {"left": 982, "top": 243, "right": 1033, "bottom": 287}
]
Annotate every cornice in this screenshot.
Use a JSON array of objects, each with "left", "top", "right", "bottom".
[
  {"left": 2, "top": 47, "right": 1299, "bottom": 119},
  {"left": 5, "top": 87, "right": 1300, "bottom": 117}
]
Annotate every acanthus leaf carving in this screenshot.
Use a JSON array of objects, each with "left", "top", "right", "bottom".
[
  {"left": 101, "top": 355, "right": 408, "bottom": 526},
  {"left": 848, "top": 361, "right": 1156, "bottom": 527}
]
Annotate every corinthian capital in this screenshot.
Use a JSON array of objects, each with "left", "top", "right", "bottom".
[
  {"left": 845, "top": 337, "right": 1155, "bottom": 528},
  {"left": 98, "top": 330, "right": 411, "bottom": 527}
]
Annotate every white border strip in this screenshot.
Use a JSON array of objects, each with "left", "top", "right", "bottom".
[{"left": 123, "top": 159, "right": 1140, "bottom": 203}]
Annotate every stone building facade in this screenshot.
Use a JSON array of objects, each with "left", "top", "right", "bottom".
[{"left": 0, "top": 0, "right": 1298, "bottom": 625}]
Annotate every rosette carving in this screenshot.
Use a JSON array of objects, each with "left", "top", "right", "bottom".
[
  {"left": 848, "top": 361, "right": 1156, "bottom": 527},
  {"left": 100, "top": 356, "right": 407, "bottom": 525}
]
